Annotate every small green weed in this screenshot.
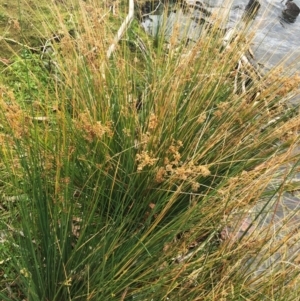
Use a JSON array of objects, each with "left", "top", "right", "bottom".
[{"left": 1, "top": 49, "right": 54, "bottom": 102}]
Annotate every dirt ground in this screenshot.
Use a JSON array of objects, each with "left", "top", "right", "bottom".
[
  {"left": 0, "top": 0, "right": 85, "bottom": 62},
  {"left": 0, "top": 0, "right": 125, "bottom": 66}
]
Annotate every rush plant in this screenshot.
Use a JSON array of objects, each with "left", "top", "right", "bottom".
[{"left": 0, "top": 0, "right": 299, "bottom": 300}]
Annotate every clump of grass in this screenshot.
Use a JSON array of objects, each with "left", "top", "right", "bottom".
[{"left": 0, "top": 0, "right": 300, "bottom": 300}]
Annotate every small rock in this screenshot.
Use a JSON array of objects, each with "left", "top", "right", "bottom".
[{"left": 283, "top": 0, "right": 300, "bottom": 20}]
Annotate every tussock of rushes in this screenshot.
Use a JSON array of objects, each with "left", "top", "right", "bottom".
[{"left": 0, "top": 0, "right": 300, "bottom": 300}]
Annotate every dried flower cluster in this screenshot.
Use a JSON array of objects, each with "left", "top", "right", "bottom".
[
  {"left": 73, "top": 111, "right": 113, "bottom": 142},
  {"left": 155, "top": 140, "right": 211, "bottom": 191},
  {"left": 148, "top": 113, "right": 158, "bottom": 130},
  {"left": 136, "top": 151, "right": 158, "bottom": 172},
  {"left": 197, "top": 112, "right": 207, "bottom": 124},
  {"left": 0, "top": 100, "right": 31, "bottom": 139}
]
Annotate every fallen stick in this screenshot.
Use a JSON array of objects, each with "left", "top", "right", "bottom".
[
  {"left": 106, "top": 0, "right": 135, "bottom": 59},
  {"left": 0, "top": 37, "right": 40, "bottom": 52}
]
